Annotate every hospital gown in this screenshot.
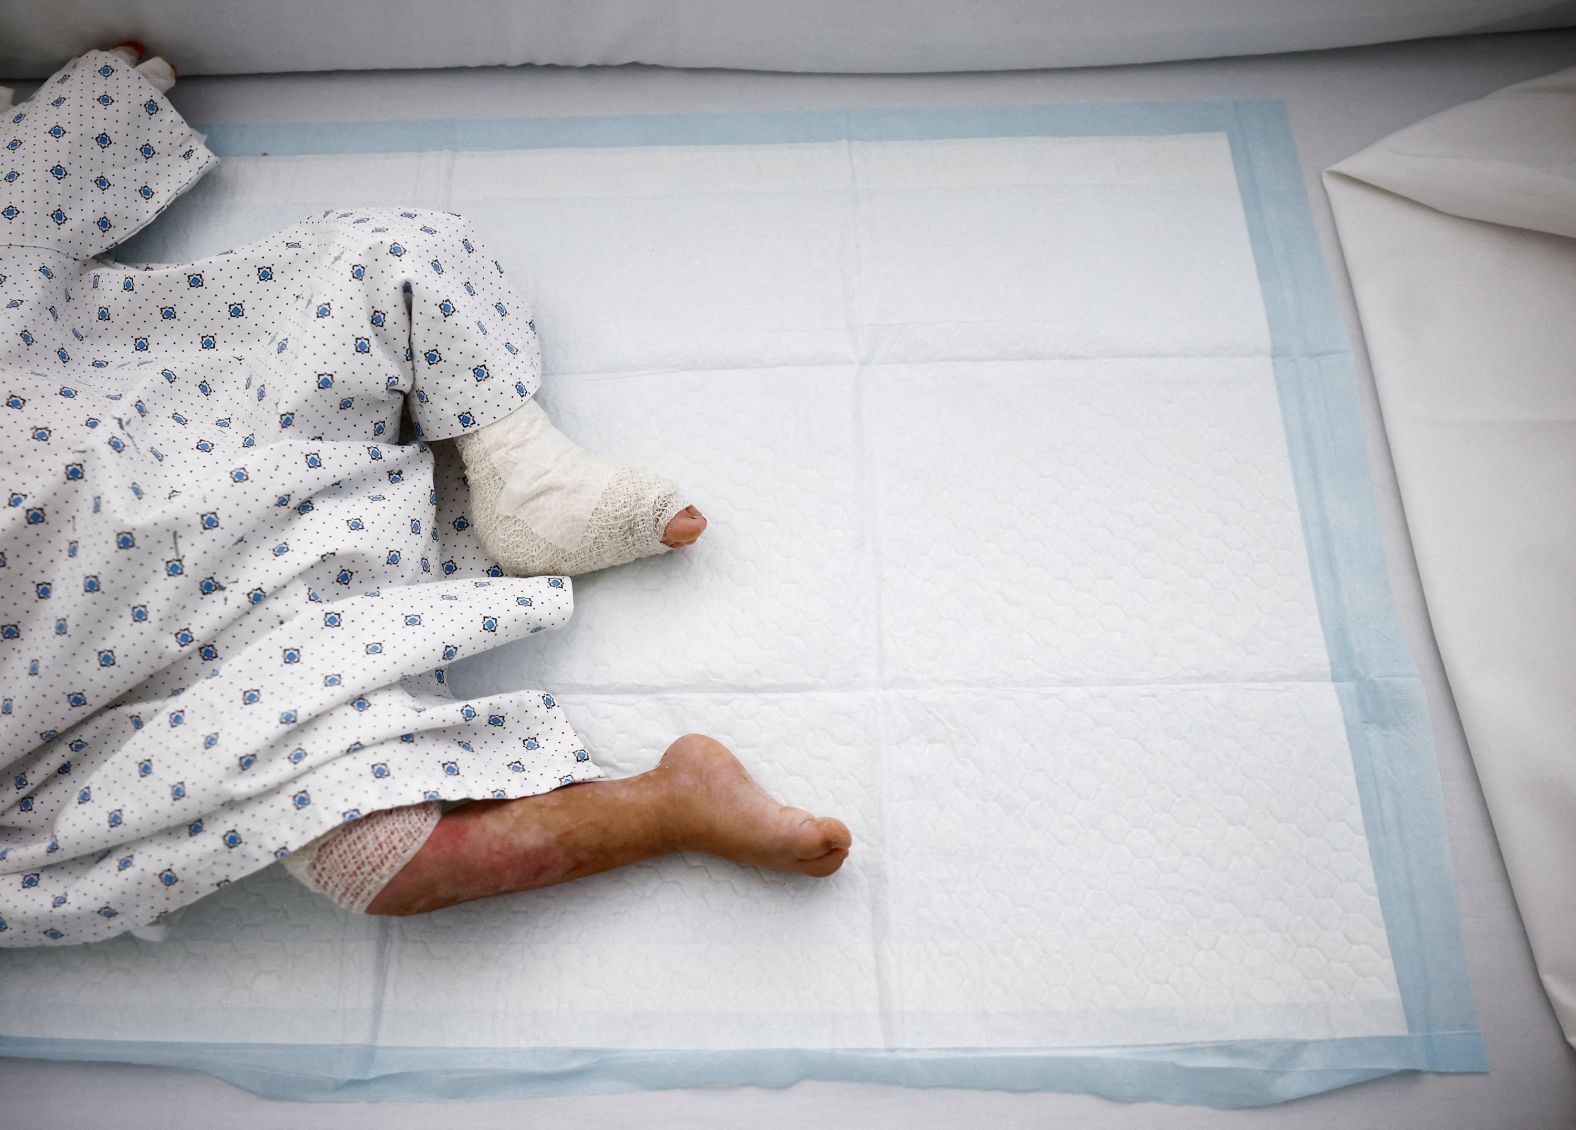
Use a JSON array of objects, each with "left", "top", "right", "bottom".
[{"left": 0, "top": 51, "right": 605, "bottom": 946}]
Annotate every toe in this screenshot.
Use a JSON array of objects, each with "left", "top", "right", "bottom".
[
  {"left": 810, "top": 816, "right": 852, "bottom": 855},
  {"left": 797, "top": 845, "right": 849, "bottom": 877},
  {"left": 792, "top": 815, "right": 852, "bottom": 860},
  {"left": 661, "top": 506, "right": 708, "bottom": 548}
]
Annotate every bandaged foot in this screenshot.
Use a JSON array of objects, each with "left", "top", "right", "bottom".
[
  {"left": 457, "top": 399, "right": 706, "bottom": 577},
  {"left": 108, "top": 42, "right": 178, "bottom": 92}
]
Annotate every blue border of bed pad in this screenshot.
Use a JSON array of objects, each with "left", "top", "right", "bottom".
[{"left": 0, "top": 98, "right": 1485, "bottom": 1107}]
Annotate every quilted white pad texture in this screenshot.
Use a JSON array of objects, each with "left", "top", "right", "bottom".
[{"left": 0, "top": 106, "right": 1480, "bottom": 1103}]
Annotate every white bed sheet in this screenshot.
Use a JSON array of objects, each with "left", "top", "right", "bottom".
[{"left": 1, "top": 28, "right": 1573, "bottom": 1130}]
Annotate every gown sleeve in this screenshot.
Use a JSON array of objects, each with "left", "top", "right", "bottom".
[{"left": 1, "top": 49, "right": 218, "bottom": 259}]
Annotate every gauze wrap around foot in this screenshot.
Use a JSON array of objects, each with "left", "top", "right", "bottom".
[
  {"left": 283, "top": 802, "right": 443, "bottom": 914},
  {"left": 458, "top": 399, "right": 690, "bottom": 577},
  {"left": 135, "top": 58, "right": 177, "bottom": 93}
]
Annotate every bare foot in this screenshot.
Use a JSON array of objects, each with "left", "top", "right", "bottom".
[
  {"left": 655, "top": 734, "right": 852, "bottom": 877},
  {"left": 661, "top": 505, "right": 707, "bottom": 549},
  {"left": 363, "top": 732, "right": 848, "bottom": 916}
]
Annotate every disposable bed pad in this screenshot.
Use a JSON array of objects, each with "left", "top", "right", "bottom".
[{"left": 0, "top": 100, "right": 1482, "bottom": 1106}]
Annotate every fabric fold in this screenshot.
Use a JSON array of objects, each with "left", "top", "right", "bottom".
[
  {"left": 0, "top": 52, "right": 601, "bottom": 945},
  {"left": 1323, "top": 64, "right": 1576, "bottom": 1047}
]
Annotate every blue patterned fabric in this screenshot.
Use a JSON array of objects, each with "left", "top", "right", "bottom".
[{"left": 0, "top": 52, "right": 604, "bottom": 945}]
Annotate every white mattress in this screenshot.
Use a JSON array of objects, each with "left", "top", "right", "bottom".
[
  {"left": 3, "top": 0, "right": 1574, "bottom": 77},
  {"left": 2, "top": 28, "right": 1574, "bottom": 1130}
]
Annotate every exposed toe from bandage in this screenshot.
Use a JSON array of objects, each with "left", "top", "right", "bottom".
[{"left": 661, "top": 505, "right": 707, "bottom": 549}]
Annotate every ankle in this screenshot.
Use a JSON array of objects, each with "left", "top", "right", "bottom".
[{"left": 641, "top": 763, "right": 704, "bottom": 855}]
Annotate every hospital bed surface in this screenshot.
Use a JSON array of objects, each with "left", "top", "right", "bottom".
[{"left": 2, "top": 28, "right": 1574, "bottom": 1129}]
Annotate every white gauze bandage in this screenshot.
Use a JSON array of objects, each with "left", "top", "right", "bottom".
[
  {"left": 282, "top": 802, "right": 443, "bottom": 914},
  {"left": 457, "top": 399, "right": 689, "bottom": 577},
  {"left": 135, "top": 58, "right": 177, "bottom": 94}
]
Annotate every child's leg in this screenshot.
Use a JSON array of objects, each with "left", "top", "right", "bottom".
[
  {"left": 364, "top": 734, "right": 850, "bottom": 917},
  {"left": 458, "top": 401, "right": 706, "bottom": 577}
]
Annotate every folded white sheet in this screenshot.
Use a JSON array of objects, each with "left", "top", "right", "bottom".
[{"left": 1324, "top": 67, "right": 1576, "bottom": 1047}]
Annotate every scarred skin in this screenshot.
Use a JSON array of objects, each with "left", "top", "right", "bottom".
[
  {"left": 366, "top": 735, "right": 853, "bottom": 916},
  {"left": 108, "top": 42, "right": 840, "bottom": 916}
]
